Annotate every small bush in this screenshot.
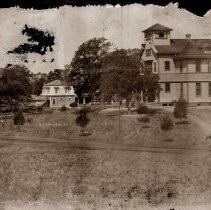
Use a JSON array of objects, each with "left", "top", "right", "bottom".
[
  {"left": 60, "top": 105, "right": 67, "bottom": 112},
  {"left": 160, "top": 115, "right": 174, "bottom": 139},
  {"left": 136, "top": 104, "right": 149, "bottom": 115},
  {"left": 13, "top": 109, "right": 25, "bottom": 131},
  {"left": 138, "top": 116, "right": 150, "bottom": 123},
  {"left": 70, "top": 102, "right": 78, "bottom": 108},
  {"left": 36, "top": 106, "right": 43, "bottom": 112},
  {"left": 75, "top": 106, "right": 90, "bottom": 136},
  {"left": 173, "top": 98, "right": 188, "bottom": 121}
]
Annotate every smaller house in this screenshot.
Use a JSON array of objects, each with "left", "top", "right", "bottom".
[{"left": 41, "top": 80, "right": 76, "bottom": 108}]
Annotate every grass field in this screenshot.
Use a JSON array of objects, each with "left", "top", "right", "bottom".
[{"left": 0, "top": 106, "right": 210, "bottom": 209}]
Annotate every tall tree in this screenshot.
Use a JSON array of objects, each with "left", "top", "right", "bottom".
[
  {"left": 66, "top": 37, "right": 112, "bottom": 101},
  {"left": 100, "top": 49, "right": 141, "bottom": 109},
  {"left": 0, "top": 65, "right": 32, "bottom": 109},
  {"left": 47, "top": 69, "right": 63, "bottom": 82}
]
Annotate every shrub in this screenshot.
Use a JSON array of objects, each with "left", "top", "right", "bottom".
[
  {"left": 160, "top": 115, "right": 174, "bottom": 139},
  {"left": 36, "top": 106, "right": 43, "bottom": 112},
  {"left": 70, "top": 102, "right": 78, "bottom": 108},
  {"left": 173, "top": 98, "right": 188, "bottom": 121},
  {"left": 138, "top": 116, "right": 150, "bottom": 123},
  {"left": 60, "top": 105, "right": 67, "bottom": 112},
  {"left": 13, "top": 109, "right": 25, "bottom": 131},
  {"left": 75, "top": 107, "right": 90, "bottom": 136},
  {"left": 136, "top": 104, "right": 149, "bottom": 115}
]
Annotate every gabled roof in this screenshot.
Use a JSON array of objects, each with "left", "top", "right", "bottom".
[
  {"left": 154, "top": 39, "right": 211, "bottom": 58},
  {"left": 176, "top": 39, "right": 211, "bottom": 58},
  {"left": 154, "top": 39, "right": 189, "bottom": 55},
  {"left": 44, "top": 80, "right": 67, "bottom": 86},
  {"left": 142, "top": 23, "right": 173, "bottom": 33}
]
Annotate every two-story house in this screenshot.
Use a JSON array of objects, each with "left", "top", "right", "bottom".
[
  {"left": 41, "top": 80, "right": 76, "bottom": 108},
  {"left": 141, "top": 23, "right": 211, "bottom": 106}
]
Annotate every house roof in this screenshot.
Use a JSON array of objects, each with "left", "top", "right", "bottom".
[
  {"left": 154, "top": 39, "right": 211, "bottom": 58},
  {"left": 154, "top": 39, "right": 189, "bottom": 55},
  {"left": 44, "top": 80, "right": 67, "bottom": 86},
  {"left": 175, "top": 39, "right": 211, "bottom": 58},
  {"left": 142, "top": 23, "right": 173, "bottom": 33}
]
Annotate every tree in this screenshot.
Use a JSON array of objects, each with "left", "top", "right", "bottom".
[
  {"left": 13, "top": 108, "right": 25, "bottom": 131},
  {"left": 173, "top": 98, "right": 188, "bottom": 121},
  {"left": 136, "top": 104, "right": 149, "bottom": 117},
  {"left": 0, "top": 65, "right": 32, "bottom": 110},
  {"left": 47, "top": 69, "right": 63, "bottom": 82},
  {"left": 75, "top": 107, "right": 90, "bottom": 136},
  {"left": 160, "top": 115, "right": 174, "bottom": 139},
  {"left": 66, "top": 37, "right": 112, "bottom": 101},
  {"left": 100, "top": 49, "right": 141, "bottom": 110}
]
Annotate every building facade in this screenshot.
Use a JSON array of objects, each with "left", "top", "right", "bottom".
[
  {"left": 141, "top": 23, "right": 211, "bottom": 105},
  {"left": 41, "top": 80, "right": 76, "bottom": 108}
]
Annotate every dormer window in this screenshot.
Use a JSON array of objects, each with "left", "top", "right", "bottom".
[
  {"left": 65, "top": 87, "right": 71, "bottom": 93},
  {"left": 54, "top": 87, "right": 59, "bottom": 93},
  {"left": 146, "top": 49, "right": 151, "bottom": 57},
  {"left": 158, "top": 32, "right": 165, "bottom": 38},
  {"left": 145, "top": 33, "right": 152, "bottom": 41}
]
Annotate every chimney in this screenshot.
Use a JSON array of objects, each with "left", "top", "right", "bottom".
[{"left": 186, "top": 34, "right": 191, "bottom": 40}]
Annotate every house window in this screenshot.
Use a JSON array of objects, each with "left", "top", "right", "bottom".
[
  {"left": 165, "top": 61, "right": 170, "bottom": 71},
  {"left": 60, "top": 98, "right": 63, "bottom": 101},
  {"left": 180, "top": 61, "right": 183, "bottom": 73},
  {"left": 52, "top": 99, "right": 56, "bottom": 105},
  {"left": 196, "top": 60, "right": 201, "bottom": 72},
  {"left": 65, "top": 87, "right": 71, "bottom": 93},
  {"left": 146, "top": 49, "right": 151, "bottom": 57},
  {"left": 158, "top": 32, "right": 165, "bottom": 38},
  {"left": 54, "top": 87, "right": 59, "bottom": 93},
  {"left": 165, "top": 83, "right": 170, "bottom": 93},
  {"left": 209, "top": 82, "right": 211, "bottom": 96},
  {"left": 208, "top": 60, "right": 211, "bottom": 72},
  {"left": 154, "top": 63, "right": 157, "bottom": 72},
  {"left": 196, "top": 83, "right": 201, "bottom": 96},
  {"left": 180, "top": 83, "right": 184, "bottom": 97}
]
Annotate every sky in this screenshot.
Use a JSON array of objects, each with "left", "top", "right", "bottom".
[{"left": 0, "top": 3, "right": 211, "bottom": 73}]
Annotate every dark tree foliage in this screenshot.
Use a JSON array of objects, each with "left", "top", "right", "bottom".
[
  {"left": 8, "top": 24, "right": 55, "bottom": 55},
  {"left": 136, "top": 104, "right": 149, "bottom": 115},
  {"left": 75, "top": 107, "right": 90, "bottom": 135},
  {"left": 173, "top": 97, "right": 188, "bottom": 121},
  {"left": 31, "top": 76, "right": 46, "bottom": 96},
  {"left": 66, "top": 37, "right": 112, "bottom": 100},
  {"left": 0, "top": 65, "right": 32, "bottom": 109},
  {"left": 47, "top": 69, "right": 64, "bottom": 82},
  {"left": 100, "top": 49, "right": 141, "bottom": 106}
]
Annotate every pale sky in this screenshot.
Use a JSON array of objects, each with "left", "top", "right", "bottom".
[{"left": 0, "top": 3, "right": 211, "bottom": 73}]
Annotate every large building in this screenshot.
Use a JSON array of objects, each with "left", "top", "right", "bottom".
[
  {"left": 141, "top": 23, "right": 211, "bottom": 105},
  {"left": 41, "top": 80, "right": 76, "bottom": 108}
]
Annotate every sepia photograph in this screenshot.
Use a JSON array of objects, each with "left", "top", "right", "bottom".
[{"left": 0, "top": 2, "right": 211, "bottom": 209}]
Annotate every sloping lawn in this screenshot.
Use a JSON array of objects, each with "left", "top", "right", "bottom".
[{"left": 0, "top": 107, "right": 205, "bottom": 147}]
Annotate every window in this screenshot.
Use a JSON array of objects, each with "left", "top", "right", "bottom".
[
  {"left": 52, "top": 99, "right": 56, "bottom": 105},
  {"left": 154, "top": 63, "right": 157, "bottom": 72},
  {"left": 165, "top": 83, "right": 170, "bottom": 93},
  {"left": 180, "top": 83, "right": 183, "bottom": 97},
  {"left": 209, "top": 82, "right": 211, "bottom": 96},
  {"left": 196, "top": 60, "right": 201, "bottom": 72},
  {"left": 54, "top": 87, "right": 59, "bottom": 93},
  {"left": 60, "top": 98, "right": 63, "bottom": 101},
  {"left": 158, "top": 32, "right": 165, "bottom": 38},
  {"left": 180, "top": 61, "right": 183, "bottom": 73},
  {"left": 146, "top": 49, "right": 151, "bottom": 57},
  {"left": 145, "top": 33, "right": 152, "bottom": 41},
  {"left": 208, "top": 60, "right": 211, "bottom": 72},
  {"left": 196, "top": 83, "right": 201, "bottom": 96},
  {"left": 165, "top": 61, "right": 170, "bottom": 71},
  {"left": 65, "top": 87, "right": 71, "bottom": 93}
]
